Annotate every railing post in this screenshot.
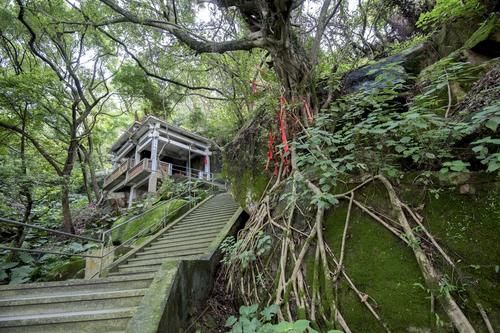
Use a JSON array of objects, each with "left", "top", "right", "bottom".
[{"left": 98, "top": 232, "right": 106, "bottom": 277}]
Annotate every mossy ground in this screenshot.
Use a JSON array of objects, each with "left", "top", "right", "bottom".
[
  {"left": 111, "top": 198, "right": 188, "bottom": 244},
  {"left": 400, "top": 177, "right": 500, "bottom": 330},
  {"left": 322, "top": 177, "right": 499, "bottom": 332}
]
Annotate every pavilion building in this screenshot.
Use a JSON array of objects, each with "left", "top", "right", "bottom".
[{"left": 102, "top": 116, "right": 213, "bottom": 206}]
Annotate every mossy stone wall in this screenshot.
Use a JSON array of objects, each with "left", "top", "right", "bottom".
[{"left": 111, "top": 199, "right": 188, "bottom": 245}]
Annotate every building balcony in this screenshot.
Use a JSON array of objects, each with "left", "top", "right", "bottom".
[
  {"left": 103, "top": 159, "right": 132, "bottom": 189},
  {"left": 104, "top": 159, "right": 173, "bottom": 190}
]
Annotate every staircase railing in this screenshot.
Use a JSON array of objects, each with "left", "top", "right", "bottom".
[
  {"left": 0, "top": 217, "right": 104, "bottom": 258},
  {"left": 95, "top": 181, "right": 209, "bottom": 276},
  {"left": 0, "top": 179, "right": 222, "bottom": 280}
]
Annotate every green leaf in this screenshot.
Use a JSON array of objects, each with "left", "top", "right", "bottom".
[
  {"left": 425, "top": 153, "right": 436, "bottom": 159},
  {"left": 400, "top": 136, "right": 412, "bottom": 143},
  {"left": 344, "top": 143, "right": 355, "bottom": 151},
  {"left": 17, "top": 252, "right": 34, "bottom": 264},
  {"left": 0, "top": 261, "right": 19, "bottom": 270},
  {"left": 292, "top": 320, "right": 311, "bottom": 331},
  {"left": 485, "top": 117, "right": 499, "bottom": 132},
  {"left": 395, "top": 145, "right": 405, "bottom": 153},
  {"left": 9, "top": 265, "right": 32, "bottom": 284},
  {"left": 260, "top": 304, "right": 279, "bottom": 321},
  {"left": 225, "top": 316, "right": 238, "bottom": 327},
  {"left": 239, "top": 304, "right": 259, "bottom": 317}
]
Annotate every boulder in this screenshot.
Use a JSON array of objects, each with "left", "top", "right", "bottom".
[
  {"left": 464, "top": 14, "right": 500, "bottom": 58},
  {"left": 342, "top": 42, "right": 438, "bottom": 94}
]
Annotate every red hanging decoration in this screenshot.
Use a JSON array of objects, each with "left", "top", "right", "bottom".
[
  {"left": 251, "top": 79, "right": 257, "bottom": 94},
  {"left": 303, "top": 97, "right": 314, "bottom": 122},
  {"left": 279, "top": 96, "right": 289, "bottom": 153}
]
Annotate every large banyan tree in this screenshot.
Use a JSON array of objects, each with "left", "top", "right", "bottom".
[
  {"left": 99, "top": 0, "right": 341, "bottom": 121},
  {"left": 84, "top": 0, "right": 480, "bottom": 331}
]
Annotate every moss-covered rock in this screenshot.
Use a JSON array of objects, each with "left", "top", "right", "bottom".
[
  {"left": 322, "top": 178, "right": 499, "bottom": 331},
  {"left": 464, "top": 14, "right": 500, "bottom": 56},
  {"left": 112, "top": 199, "right": 188, "bottom": 245},
  {"left": 226, "top": 169, "right": 268, "bottom": 210}
]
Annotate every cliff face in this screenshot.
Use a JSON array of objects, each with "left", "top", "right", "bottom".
[{"left": 219, "top": 10, "right": 500, "bottom": 330}]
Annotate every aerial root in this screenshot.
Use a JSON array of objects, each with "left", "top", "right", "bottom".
[{"left": 224, "top": 168, "right": 477, "bottom": 332}]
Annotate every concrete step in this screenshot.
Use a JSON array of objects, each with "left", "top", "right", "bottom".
[
  {"left": 148, "top": 235, "right": 215, "bottom": 250},
  {"left": 116, "top": 265, "right": 162, "bottom": 274},
  {"left": 162, "top": 224, "right": 223, "bottom": 237},
  {"left": 110, "top": 267, "right": 159, "bottom": 276},
  {"left": 185, "top": 208, "right": 237, "bottom": 218},
  {"left": 0, "top": 307, "right": 134, "bottom": 333},
  {"left": 122, "top": 250, "right": 205, "bottom": 268},
  {"left": 179, "top": 216, "right": 233, "bottom": 225},
  {"left": 0, "top": 288, "right": 146, "bottom": 317},
  {"left": 129, "top": 246, "right": 210, "bottom": 261},
  {"left": 169, "top": 220, "right": 227, "bottom": 233},
  {"left": 0, "top": 274, "right": 154, "bottom": 298},
  {"left": 171, "top": 220, "right": 227, "bottom": 230},
  {"left": 140, "top": 242, "right": 212, "bottom": 256},
  {"left": 156, "top": 230, "right": 221, "bottom": 244}
]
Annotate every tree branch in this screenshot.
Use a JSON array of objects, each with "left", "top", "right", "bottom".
[
  {"left": 99, "top": 0, "right": 266, "bottom": 53},
  {"left": 0, "top": 121, "right": 63, "bottom": 175}
]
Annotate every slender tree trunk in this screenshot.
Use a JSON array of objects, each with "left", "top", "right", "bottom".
[
  {"left": 15, "top": 109, "right": 33, "bottom": 247},
  {"left": 61, "top": 179, "right": 74, "bottom": 233},
  {"left": 78, "top": 148, "right": 93, "bottom": 203},
  {"left": 60, "top": 130, "right": 79, "bottom": 233},
  {"left": 84, "top": 131, "right": 101, "bottom": 202}
]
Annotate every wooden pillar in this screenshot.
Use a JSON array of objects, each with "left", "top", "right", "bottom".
[
  {"left": 148, "top": 122, "right": 160, "bottom": 193},
  {"left": 134, "top": 145, "right": 140, "bottom": 165},
  {"left": 204, "top": 151, "right": 210, "bottom": 177},
  {"left": 128, "top": 186, "right": 137, "bottom": 208}
]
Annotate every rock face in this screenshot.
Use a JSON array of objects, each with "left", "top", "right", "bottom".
[
  {"left": 464, "top": 14, "right": 500, "bottom": 58},
  {"left": 342, "top": 14, "right": 500, "bottom": 95},
  {"left": 342, "top": 42, "right": 438, "bottom": 94}
]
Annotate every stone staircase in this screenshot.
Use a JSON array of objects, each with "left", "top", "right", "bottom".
[{"left": 0, "top": 193, "right": 241, "bottom": 333}]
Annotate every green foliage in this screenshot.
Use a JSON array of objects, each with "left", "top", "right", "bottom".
[
  {"left": 464, "top": 15, "right": 500, "bottom": 49},
  {"left": 417, "top": 0, "right": 484, "bottom": 31},
  {"left": 294, "top": 58, "right": 499, "bottom": 193},
  {"left": 220, "top": 232, "right": 272, "bottom": 269},
  {"left": 225, "top": 304, "right": 340, "bottom": 333}
]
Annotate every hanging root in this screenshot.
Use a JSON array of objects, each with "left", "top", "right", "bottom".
[{"left": 223, "top": 169, "right": 477, "bottom": 332}]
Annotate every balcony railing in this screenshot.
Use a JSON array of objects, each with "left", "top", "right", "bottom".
[
  {"left": 103, "top": 159, "right": 131, "bottom": 188},
  {"left": 127, "top": 158, "right": 151, "bottom": 181},
  {"left": 104, "top": 158, "right": 178, "bottom": 189}
]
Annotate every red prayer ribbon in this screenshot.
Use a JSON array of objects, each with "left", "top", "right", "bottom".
[
  {"left": 303, "top": 98, "right": 314, "bottom": 122},
  {"left": 279, "top": 96, "right": 289, "bottom": 153}
]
